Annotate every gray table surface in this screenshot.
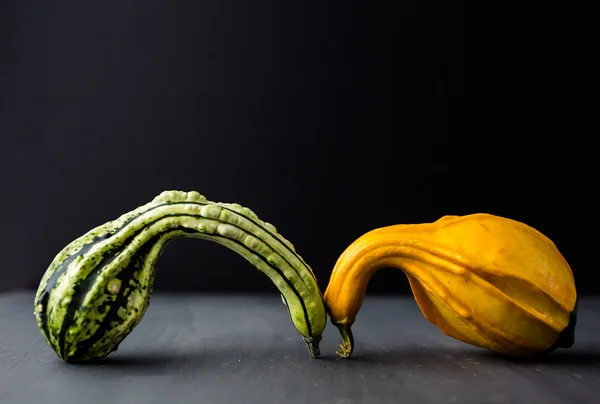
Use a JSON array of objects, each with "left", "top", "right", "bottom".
[{"left": 1, "top": 291, "right": 599, "bottom": 404}]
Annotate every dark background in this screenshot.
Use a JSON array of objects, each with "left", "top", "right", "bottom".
[{"left": 1, "top": 2, "right": 583, "bottom": 295}]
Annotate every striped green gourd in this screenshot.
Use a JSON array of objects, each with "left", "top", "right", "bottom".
[{"left": 34, "top": 190, "right": 327, "bottom": 362}]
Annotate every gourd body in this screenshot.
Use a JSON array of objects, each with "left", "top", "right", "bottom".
[
  {"left": 323, "top": 214, "right": 577, "bottom": 357},
  {"left": 35, "top": 191, "right": 326, "bottom": 361}
]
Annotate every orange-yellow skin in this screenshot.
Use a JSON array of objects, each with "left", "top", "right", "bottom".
[{"left": 323, "top": 214, "right": 577, "bottom": 358}]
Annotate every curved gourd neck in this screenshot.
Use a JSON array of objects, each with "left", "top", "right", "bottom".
[
  {"left": 324, "top": 232, "right": 468, "bottom": 358},
  {"left": 328, "top": 232, "right": 467, "bottom": 325},
  {"left": 115, "top": 207, "right": 325, "bottom": 357}
]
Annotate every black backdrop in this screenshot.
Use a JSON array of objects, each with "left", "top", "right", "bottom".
[{"left": 2, "top": 2, "right": 584, "bottom": 295}]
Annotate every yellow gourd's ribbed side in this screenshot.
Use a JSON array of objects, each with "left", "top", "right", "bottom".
[{"left": 427, "top": 214, "right": 576, "bottom": 314}]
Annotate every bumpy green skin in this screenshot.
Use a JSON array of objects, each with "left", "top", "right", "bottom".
[{"left": 34, "top": 190, "right": 326, "bottom": 362}]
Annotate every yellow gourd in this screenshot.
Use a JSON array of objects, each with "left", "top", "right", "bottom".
[{"left": 323, "top": 213, "right": 577, "bottom": 358}]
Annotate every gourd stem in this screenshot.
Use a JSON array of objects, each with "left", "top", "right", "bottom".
[
  {"left": 333, "top": 323, "right": 354, "bottom": 358},
  {"left": 302, "top": 335, "right": 322, "bottom": 358}
]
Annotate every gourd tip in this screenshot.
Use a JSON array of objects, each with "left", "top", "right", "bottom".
[{"left": 303, "top": 335, "right": 322, "bottom": 358}]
